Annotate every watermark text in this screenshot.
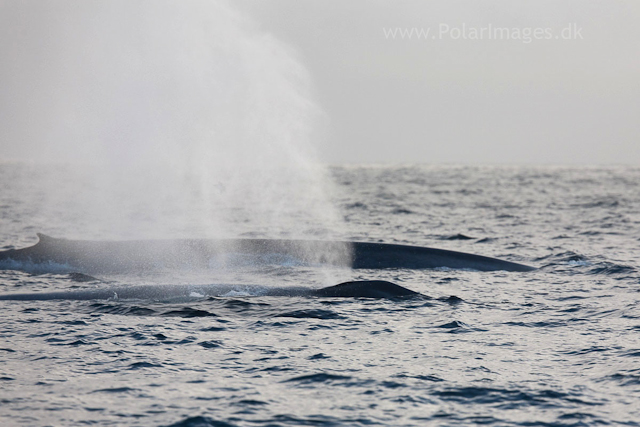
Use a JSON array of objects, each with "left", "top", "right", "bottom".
[{"left": 383, "top": 23, "right": 583, "bottom": 43}]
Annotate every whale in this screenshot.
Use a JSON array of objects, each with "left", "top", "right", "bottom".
[
  {"left": 0, "top": 234, "right": 536, "bottom": 272},
  {"left": 0, "top": 280, "right": 423, "bottom": 301}
]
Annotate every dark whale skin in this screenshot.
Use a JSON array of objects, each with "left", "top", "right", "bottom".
[
  {"left": 0, "top": 280, "right": 424, "bottom": 301},
  {"left": 0, "top": 234, "right": 536, "bottom": 272},
  {"left": 311, "top": 280, "right": 421, "bottom": 298}
]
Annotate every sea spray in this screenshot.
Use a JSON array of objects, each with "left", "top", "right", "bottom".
[{"left": 0, "top": 0, "right": 349, "bottom": 280}]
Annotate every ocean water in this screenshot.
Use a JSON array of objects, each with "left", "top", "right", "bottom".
[{"left": 1, "top": 163, "right": 639, "bottom": 426}]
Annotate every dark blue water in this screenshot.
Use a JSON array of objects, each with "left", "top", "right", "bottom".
[{"left": 1, "top": 164, "right": 639, "bottom": 426}]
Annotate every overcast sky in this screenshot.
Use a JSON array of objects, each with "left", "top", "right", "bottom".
[
  {"left": 1, "top": 1, "right": 638, "bottom": 165},
  {"left": 238, "top": 0, "right": 640, "bottom": 164}
]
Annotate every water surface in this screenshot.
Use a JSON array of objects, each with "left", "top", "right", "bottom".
[{"left": 1, "top": 164, "right": 639, "bottom": 426}]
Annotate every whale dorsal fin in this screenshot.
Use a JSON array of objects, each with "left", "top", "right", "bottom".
[{"left": 314, "top": 280, "right": 423, "bottom": 299}]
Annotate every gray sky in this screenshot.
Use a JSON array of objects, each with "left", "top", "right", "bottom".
[
  {"left": 239, "top": 0, "right": 640, "bottom": 164},
  {"left": 1, "top": 1, "right": 638, "bottom": 165}
]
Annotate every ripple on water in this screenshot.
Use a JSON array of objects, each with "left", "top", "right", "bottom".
[
  {"left": 276, "top": 309, "right": 343, "bottom": 320},
  {"left": 161, "top": 307, "right": 218, "bottom": 318},
  {"left": 88, "top": 303, "right": 157, "bottom": 316},
  {"left": 433, "top": 386, "right": 605, "bottom": 408}
]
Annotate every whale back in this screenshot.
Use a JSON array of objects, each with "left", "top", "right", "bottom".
[
  {"left": 0, "top": 234, "right": 536, "bottom": 272},
  {"left": 312, "top": 280, "right": 422, "bottom": 298},
  {"left": 0, "top": 280, "right": 423, "bottom": 301}
]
